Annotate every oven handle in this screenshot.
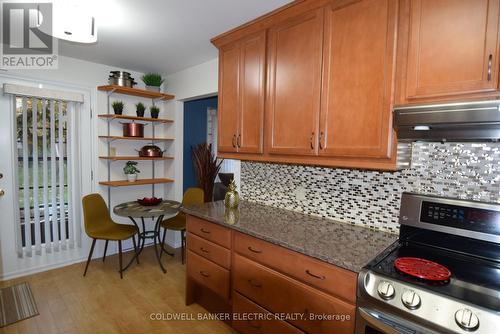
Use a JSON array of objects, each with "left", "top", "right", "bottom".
[{"left": 358, "top": 308, "right": 402, "bottom": 334}]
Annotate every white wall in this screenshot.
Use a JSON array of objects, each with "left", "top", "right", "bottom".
[
  {"left": 0, "top": 55, "right": 178, "bottom": 280},
  {"left": 0, "top": 54, "right": 243, "bottom": 279},
  {"left": 163, "top": 58, "right": 241, "bottom": 247}
]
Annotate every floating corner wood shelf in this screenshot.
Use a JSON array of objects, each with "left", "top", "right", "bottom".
[
  {"left": 97, "top": 114, "right": 174, "bottom": 123},
  {"left": 97, "top": 85, "right": 175, "bottom": 100},
  {"left": 99, "top": 178, "right": 174, "bottom": 187},
  {"left": 99, "top": 156, "right": 174, "bottom": 161},
  {"left": 98, "top": 136, "right": 174, "bottom": 142}
]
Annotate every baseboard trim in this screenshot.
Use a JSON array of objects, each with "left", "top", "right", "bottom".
[
  {"left": 0, "top": 256, "right": 88, "bottom": 281},
  {"left": 0, "top": 240, "right": 181, "bottom": 281}
]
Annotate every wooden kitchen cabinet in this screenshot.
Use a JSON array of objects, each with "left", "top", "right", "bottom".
[
  {"left": 319, "top": 0, "right": 397, "bottom": 159},
  {"left": 234, "top": 231, "right": 357, "bottom": 303},
  {"left": 266, "top": 8, "right": 324, "bottom": 156},
  {"left": 233, "top": 292, "right": 305, "bottom": 334},
  {"left": 217, "top": 31, "right": 266, "bottom": 154},
  {"left": 186, "top": 215, "right": 358, "bottom": 333},
  {"left": 234, "top": 254, "right": 356, "bottom": 334},
  {"left": 397, "top": 0, "right": 500, "bottom": 103},
  {"left": 218, "top": 42, "right": 240, "bottom": 153}
]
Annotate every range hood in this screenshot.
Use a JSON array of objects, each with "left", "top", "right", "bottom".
[{"left": 394, "top": 100, "right": 500, "bottom": 142}]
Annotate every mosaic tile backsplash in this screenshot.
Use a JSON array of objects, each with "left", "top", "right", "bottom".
[{"left": 240, "top": 143, "right": 500, "bottom": 234}]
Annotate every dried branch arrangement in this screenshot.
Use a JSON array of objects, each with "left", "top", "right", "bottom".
[{"left": 192, "top": 143, "right": 223, "bottom": 202}]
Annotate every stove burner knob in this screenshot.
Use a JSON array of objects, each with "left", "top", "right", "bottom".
[
  {"left": 455, "top": 309, "right": 479, "bottom": 331},
  {"left": 401, "top": 290, "right": 421, "bottom": 310},
  {"left": 377, "top": 281, "right": 395, "bottom": 300}
]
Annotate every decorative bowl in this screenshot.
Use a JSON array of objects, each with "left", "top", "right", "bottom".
[{"left": 137, "top": 197, "right": 162, "bottom": 206}]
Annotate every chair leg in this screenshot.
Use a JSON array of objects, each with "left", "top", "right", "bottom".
[
  {"left": 83, "top": 239, "right": 96, "bottom": 277},
  {"left": 159, "top": 228, "right": 167, "bottom": 260},
  {"left": 102, "top": 240, "right": 109, "bottom": 262},
  {"left": 118, "top": 240, "right": 123, "bottom": 279},
  {"left": 132, "top": 235, "right": 139, "bottom": 264},
  {"left": 181, "top": 230, "right": 186, "bottom": 265}
]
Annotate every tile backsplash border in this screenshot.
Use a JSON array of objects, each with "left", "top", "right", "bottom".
[{"left": 240, "top": 143, "right": 500, "bottom": 234}]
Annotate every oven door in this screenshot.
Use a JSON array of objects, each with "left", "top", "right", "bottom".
[{"left": 356, "top": 308, "right": 419, "bottom": 334}]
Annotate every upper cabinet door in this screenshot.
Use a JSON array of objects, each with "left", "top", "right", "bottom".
[
  {"left": 405, "top": 0, "right": 500, "bottom": 101},
  {"left": 238, "top": 31, "right": 266, "bottom": 154},
  {"left": 218, "top": 42, "right": 240, "bottom": 153},
  {"left": 319, "top": 0, "right": 397, "bottom": 159},
  {"left": 266, "top": 9, "right": 324, "bottom": 156}
]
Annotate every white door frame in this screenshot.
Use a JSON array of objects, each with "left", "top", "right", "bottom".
[{"left": 0, "top": 73, "right": 94, "bottom": 280}]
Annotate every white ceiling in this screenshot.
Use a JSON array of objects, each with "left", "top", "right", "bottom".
[{"left": 58, "top": 0, "right": 292, "bottom": 75}]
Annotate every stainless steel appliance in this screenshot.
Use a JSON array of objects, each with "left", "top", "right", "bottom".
[
  {"left": 356, "top": 193, "right": 500, "bottom": 334},
  {"left": 394, "top": 100, "right": 500, "bottom": 142}
]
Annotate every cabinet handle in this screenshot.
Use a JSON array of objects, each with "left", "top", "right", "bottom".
[
  {"left": 200, "top": 228, "right": 211, "bottom": 234},
  {"left": 247, "top": 320, "right": 262, "bottom": 330},
  {"left": 200, "top": 247, "right": 210, "bottom": 253},
  {"left": 232, "top": 134, "right": 237, "bottom": 148},
  {"left": 488, "top": 54, "right": 493, "bottom": 81},
  {"left": 319, "top": 132, "right": 324, "bottom": 150},
  {"left": 247, "top": 246, "right": 262, "bottom": 254},
  {"left": 237, "top": 134, "right": 241, "bottom": 148},
  {"left": 305, "top": 269, "right": 326, "bottom": 280},
  {"left": 248, "top": 279, "right": 262, "bottom": 288},
  {"left": 200, "top": 270, "right": 210, "bottom": 278},
  {"left": 310, "top": 132, "right": 315, "bottom": 150}
]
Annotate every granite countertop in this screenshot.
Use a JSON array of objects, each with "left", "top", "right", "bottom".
[{"left": 182, "top": 200, "right": 398, "bottom": 273}]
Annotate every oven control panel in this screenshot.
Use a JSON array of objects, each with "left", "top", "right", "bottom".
[{"left": 360, "top": 271, "right": 497, "bottom": 334}]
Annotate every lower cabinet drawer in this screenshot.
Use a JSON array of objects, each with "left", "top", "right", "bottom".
[
  {"left": 233, "top": 292, "right": 304, "bottom": 334},
  {"left": 187, "top": 232, "right": 231, "bottom": 269},
  {"left": 187, "top": 215, "right": 231, "bottom": 248},
  {"left": 187, "top": 250, "right": 230, "bottom": 300},
  {"left": 234, "top": 232, "right": 357, "bottom": 303},
  {"left": 234, "top": 254, "right": 355, "bottom": 334}
]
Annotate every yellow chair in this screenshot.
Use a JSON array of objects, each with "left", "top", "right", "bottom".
[
  {"left": 160, "top": 188, "right": 204, "bottom": 264},
  {"left": 82, "top": 193, "right": 139, "bottom": 278}
]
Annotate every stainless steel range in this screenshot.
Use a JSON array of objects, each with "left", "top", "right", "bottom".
[{"left": 356, "top": 193, "right": 500, "bottom": 334}]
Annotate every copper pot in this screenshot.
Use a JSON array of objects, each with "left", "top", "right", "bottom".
[
  {"left": 137, "top": 145, "right": 165, "bottom": 157},
  {"left": 121, "top": 122, "right": 144, "bottom": 137}
]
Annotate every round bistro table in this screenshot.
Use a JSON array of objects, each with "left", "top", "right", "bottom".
[{"left": 113, "top": 200, "right": 181, "bottom": 273}]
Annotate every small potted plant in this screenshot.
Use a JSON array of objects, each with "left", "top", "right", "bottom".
[
  {"left": 135, "top": 102, "right": 145, "bottom": 117},
  {"left": 112, "top": 101, "right": 124, "bottom": 115},
  {"left": 141, "top": 73, "right": 164, "bottom": 92},
  {"left": 150, "top": 105, "right": 160, "bottom": 119},
  {"left": 123, "top": 161, "right": 140, "bottom": 182}
]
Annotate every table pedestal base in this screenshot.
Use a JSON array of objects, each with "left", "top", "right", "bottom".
[{"left": 127, "top": 215, "right": 174, "bottom": 273}]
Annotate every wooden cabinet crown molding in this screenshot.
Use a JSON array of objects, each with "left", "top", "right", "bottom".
[{"left": 210, "top": 0, "right": 365, "bottom": 48}]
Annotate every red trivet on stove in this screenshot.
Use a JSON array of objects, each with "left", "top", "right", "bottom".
[{"left": 394, "top": 257, "right": 451, "bottom": 281}]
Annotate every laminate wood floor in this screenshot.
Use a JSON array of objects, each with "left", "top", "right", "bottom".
[{"left": 0, "top": 247, "right": 235, "bottom": 334}]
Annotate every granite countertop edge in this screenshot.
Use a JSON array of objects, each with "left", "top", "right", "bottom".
[{"left": 182, "top": 201, "right": 398, "bottom": 273}]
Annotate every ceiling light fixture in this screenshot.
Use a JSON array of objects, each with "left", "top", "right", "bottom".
[{"left": 50, "top": 0, "right": 97, "bottom": 43}]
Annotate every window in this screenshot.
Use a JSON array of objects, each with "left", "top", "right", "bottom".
[{"left": 16, "top": 98, "right": 69, "bottom": 249}]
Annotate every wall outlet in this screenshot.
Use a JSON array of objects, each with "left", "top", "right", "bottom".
[{"left": 294, "top": 186, "right": 307, "bottom": 201}]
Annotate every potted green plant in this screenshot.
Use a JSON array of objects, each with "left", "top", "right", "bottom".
[
  {"left": 123, "top": 161, "right": 140, "bottom": 182},
  {"left": 112, "top": 101, "right": 124, "bottom": 115},
  {"left": 141, "top": 73, "right": 164, "bottom": 92},
  {"left": 135, "top": 102, "right": 145, "bottom": 117},
  {"left": 150, "top": 105, "right": 160, "bottom": 119}
]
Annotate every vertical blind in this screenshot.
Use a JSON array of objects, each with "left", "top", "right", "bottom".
[{"left": 5, "top": 84, "right": 84, "bottom": 258}]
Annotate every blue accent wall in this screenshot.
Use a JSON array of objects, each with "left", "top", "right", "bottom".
[{"left": 183, "top": 96, "right": 218, "bottom": 193}]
